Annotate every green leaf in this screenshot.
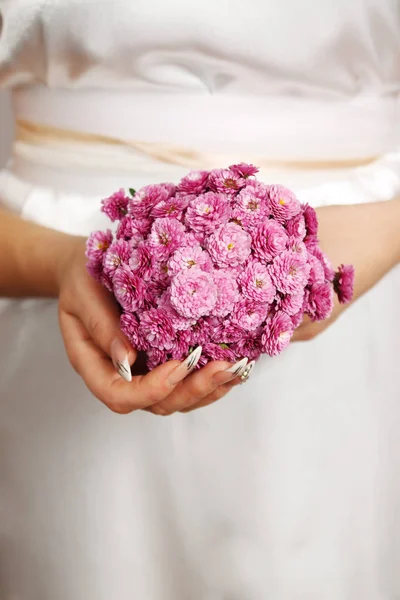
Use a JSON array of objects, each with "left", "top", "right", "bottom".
[{"left": 129, "top": 188, "right": 136, "bottom": 197}]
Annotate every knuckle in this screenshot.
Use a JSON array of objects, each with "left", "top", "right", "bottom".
[{"left": 150, "top": 405, "right": 170, "bottom": 417}]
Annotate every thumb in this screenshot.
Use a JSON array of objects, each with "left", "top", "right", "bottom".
[{"left": 81, "top": 284, "right": 137, "bottom": 382}]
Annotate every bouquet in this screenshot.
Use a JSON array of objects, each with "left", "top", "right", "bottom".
[{"left": 86, "top": 164, "right": 354, "bottom": 370}]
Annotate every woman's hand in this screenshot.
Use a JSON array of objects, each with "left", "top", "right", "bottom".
[
  {"left": 293, "top": 198, "right": 400, "bottom": 341},
  {"left": 56, "top": 237, "right": 245, "bottom": 415}
]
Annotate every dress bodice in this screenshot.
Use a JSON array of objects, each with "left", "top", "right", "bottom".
[{"left": 0, "top": 0, "right": 399, "bottom": 99}]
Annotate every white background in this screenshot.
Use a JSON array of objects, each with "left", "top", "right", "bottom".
[{"left": 0, "top": 91, "right": 13, "bottom": 168}]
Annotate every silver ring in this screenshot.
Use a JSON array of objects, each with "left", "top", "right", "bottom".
[{"left": 240, "top": 360, "right": 255, "bottom": 383}]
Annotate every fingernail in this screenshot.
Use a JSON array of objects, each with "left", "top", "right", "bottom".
[
  {"left": 212, "top": 357, "right": 249, "bottom": 385},
  {"left": 168, "top": 346, "right": 202, "bottom": 386},
  {"left": 240, "top": 360, "right": 256, "bottom": 384},
  {"left": 110, "top": 338, "right": 132, "bottom": 383}
]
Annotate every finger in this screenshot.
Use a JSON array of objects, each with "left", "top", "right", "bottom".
[
  {"left": 150, "top": 358, "right": 247, "bottom": 415},
  {"left": 59, "top": 311, "right": 201, "bottom": 413},
  {"left": 180, "top": 381, "right": 238, "bottom": 413},
  {"left": 66, "top": 276, "right": 136, "bottom": 381}
]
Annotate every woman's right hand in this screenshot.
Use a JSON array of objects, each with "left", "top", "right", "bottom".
[{"left": 57, "top": 237, "right": 245, "bottom": 415}]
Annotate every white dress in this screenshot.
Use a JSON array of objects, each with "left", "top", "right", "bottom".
[{"left": 0, "top": 1, "right": 400, "bottom": 599}]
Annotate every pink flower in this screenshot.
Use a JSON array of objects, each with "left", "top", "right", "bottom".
[
  {"left": 207, "top": 222, "right": 252, "bottom": 267},
  {"left": 113, "top": 264, "right": 145, "bottom": 312},
  {"left": 285, "top": 212, "right": 306, "bottom": 241},
  {"left": 232, "top": 188, "right": 270, "bottom": 230},
  {"left": 307, "top": 253, "right": 326, "bottom": 285},
  {"left": 211, "top": 320, "right": 245, "bottom": 344},
  {"left": 169, "top": 333, "right": 191, "bottom": 361},
  {"left": 170, "top": 268, "right": 217, "bottom": 319},
  {"left": 305, "top": 282, "right": 334, "bottom": 321},
  {"left": 129, "top": 242, "right": 153, "bottom": 280},
  {"left": 147, "top": 347, "right": 168, "bottom": 370},
  {"left": 302, "top": 204, "right": 318, "bottom": 236},
  {"left": 103, "top": 240, "right": 131, "bottom": 279},
  {"left": 120, "top": 312, "right": 140, "bottom": 348},
  {"left": 101, "top": 189, "right": 129, "bottom": 222},
  {"left": 231, "top": 331, "right": 263, "bottom": 361},
  {"left": 312, "top": 247, "right": 335, "bottom": 281},
  {"left": 231, "top": 299, "right": 268, "bottom": 332},
  {"left": 177, "top": 170, "right": 209, "bottom": 194},
  {"left": 150, "top": 194, "right": 190, "bottom": 221},
  {"left": 278, "top": 290, "right": 305, "bottom": 316},
  {"left": 138, "top": 308, "right": 176, "bottom": 350},
  {"left": 268, "top": 184, "right": 301, "bottom": 224},
  {"left": 203, "top": 343, "right": 236, "bottom": 362},
  {"left": 243, "top": 179, "right": 270, "bottom": 200},
  {"left": 212, "top": 269, "right": 240, "bottom": 317},
  {"left": 239, "top": 260, "right": 276, "bottom": 304},
  {"left": 130, "top": 183, "right": 175, "bottom": 217},
  {"left": 261, "top": 312, "right": 294, "bottom": 356},
  {"left": 208, "top": 168, "right": 245, "bottom": 195},
  {"left": 270, "top": 250, "right": 310, "bottom": 294},
  {"left": 168, "top": 245, "right": 212, "bottom": 276},
  {"left": 86, "top": 229, "right": 113, "bottom": 264},
  {"left": 86, "top": 260, "right": 104, "bottom": 284},
  {"left": 291, "top": 309, "right": 304, "bottom": 329},
  {"left": 116, "top": 216, "right": 150, "bottom": 246},
  {"left": 334, "top": 264, "right": 355, "bottom": 304},
  {"left": 304, "top": 234, "right": 319, "bottom": 253},
  {"left": 185, "top": 318, "right": 212, "bottom": 347},
  {"left": 229, "top": 162, "right": 259, "bottom": 178},
  {"left": 252, "top": 220, "right": 288, "bottom": 263},
  {"left": 158, "top": 290, "right": 195, "bottom": 331},
  {"left": 185, "top": 192, "right": 231, "bottom": 233},
  {"left": 287, "top": 238, "right": 308, "bottom": 260},
  {"left": 149, "top": 217, "right": 186, "bottom": 259}
]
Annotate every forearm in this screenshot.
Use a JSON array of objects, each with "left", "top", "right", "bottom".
[
  {"left": 317, "top": 197, "right": 400, "bottom": 300},
  {"left": 0, "top": 209, "right": 78, "bottom": 297}
]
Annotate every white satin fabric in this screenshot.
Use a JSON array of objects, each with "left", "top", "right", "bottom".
[{"left": 0, "top": 1, "right": 400, "bottom": 599}]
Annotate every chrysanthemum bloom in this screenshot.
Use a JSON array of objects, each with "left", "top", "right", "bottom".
[
  {"left": 231, "top": 330, "right": 263, "bottom": 361},
  {"left": 212, "top": 269, "right": 240, "bottom": 317},
  {"left": 229, "top": 162, "right": 259, "bottom": 178},
  {"left": 261, "top": 312, "right": 294, "bottom": 356},
  {"left": 150, "top": 194, "right": 190, "bottom": 221},
  {"left": 285, "top": 212, "right": 306, "bottom": 240},
  {"left": 169, "top": 333, "right": 191, "bottom": 361},
  {"left": 170, "top": 268, "right": 217, "bottom": 319},
  {"left": 86, "top": 229, "right": 113, "bottom": 264},
  {"left": 312, "top": 247, "right": 335, "bottom": 281},
  {"left": 334, "top": 264, "right": 355, "bottom": 304},
  {"left": 185, "top": 318, "right": 212, "bottom": 347},
  {"left": 211, "top": 320, "right": 245, "bottom": 344},
  {"left": 203, "top": 343, "right": 237, "bottom": 362},
  {"left": 239, "top": 260, "right": 276, "bottom": 304},
  {"left": 307, "top": 253, "right": 326, "bottom": 285},
  {"left": 185, "top": 192, "right": 231, "bottom": 233},
  {"left": 149, "top": 217, "right": 186, "bottom": 260},
  {"left": 287, "top": 238, "right": 308, "bottom": 260},
  {"left": 291, "top": 309, "right": 304, "bottom": 329},
  {"left": 252, "top": 220, "right": 288, "bottom": 263},
  {"left": 302, "top": 203, "right": 319, "bottom": 236},
  {"left": 130, "top": 183, "right": 176, "bottom": 217},
  {"left": 268, "top": 184, "right": 301, "bottom": 223},
  {"left": 113, "top": 264, "right": 145, "bottom": 312},
  {"left": 305, "top": 281, "right": 334, "bottom": 321},
  {"left": 232, "top": 188, "right": 270, "bottom": 229},
  {"left": 129, "top": 242, "right": 153, "bottom": 280},
  {"left": 168, "top": 245, "right": 212, "bottom": 276},
  {"left": 270, "top": 250, "right": 310, "bottom": 294},
  {"left": 208, "top": 222, "right": 252, "bottom": 267},
  {"left": 231, "top": 299, "right": 268, "bottom": 331},
  {"left": 278, "top": 290, "right": 305, "bottom": 316},
  {"left": 138, "top": 307, "right": 176, "bottom": 350},
  {"left": 208, "top": 168, "right": 245, "bottom": 195},
  {"left": 177, "top": 170, "right": 209, "bottom": 194},
  {"left": 158, "top": 289, "right": 195, "bottom": 331},
  {"left": 101, "top": 189, "right": 129, "bottom": 221},
  {"left": 103, "top": 240, "right": 131, "bottom": 279},
  {"left": 120, "top": 312, "right": 140, "bottom": 348},
  {"left": 116, "top": 215, "right": 151, "bottom": 246},
  {"left": 147, "top": 347, "right": 168, "bottom": 370}
]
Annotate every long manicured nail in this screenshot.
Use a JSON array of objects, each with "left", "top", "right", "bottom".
[
  {"left": 212, "top": 357, "right": 249, "bottom": 385},
  {"left": 110, "top": 338, "right": 132, "bottom": 382},
  {"left": 168, "top": 346, "right": 202, "bottom": 386},
  {"left": 240, "top": 360, "right": 255, "bottom": 384}
]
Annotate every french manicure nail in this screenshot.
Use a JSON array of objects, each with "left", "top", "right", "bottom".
[
  {"left": 212, "top": 357, "right": 249, "bottom": 386},
  {"left": 168, "top": 346, "right": 202, "bottom": 386},
  {"left": 110, "top": 338, "right": 132, "bottom": 383},
  {"left": 240, "top": 360, "right": 256, "bottom": 383}
]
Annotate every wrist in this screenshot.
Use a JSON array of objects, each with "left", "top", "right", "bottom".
[{"left": 53, "top": 234, "right": 87, "bottom": 295}]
